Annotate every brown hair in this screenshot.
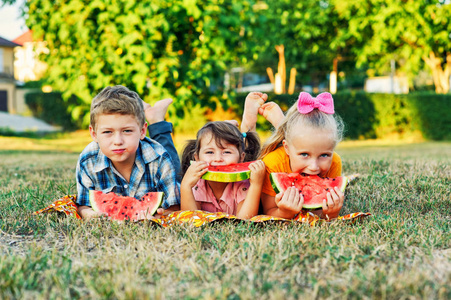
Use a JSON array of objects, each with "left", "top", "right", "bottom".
[
  {"left": 260, "top": 98, "right": 344, "bottom": 158},
  {"left": 181, "top": 121, "right": 261, "bottom": 176},
  {"left": 90, "top": 85, "right": 145, "bottom": 130}
]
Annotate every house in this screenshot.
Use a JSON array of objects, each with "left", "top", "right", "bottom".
[
  {"left": 13, "top": 30, "right": 48, "bottom": 82},
  {"left": 0, "top": 36, "right": 20, "bottom": 113}
]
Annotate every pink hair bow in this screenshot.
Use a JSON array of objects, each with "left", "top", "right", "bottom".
[{"left": 297, "top": 92, "right": 335, "bottom": 114}]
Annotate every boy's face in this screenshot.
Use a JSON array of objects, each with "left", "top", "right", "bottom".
[{"left": 90, "top": 113, "right": 147, "bottom": 170}]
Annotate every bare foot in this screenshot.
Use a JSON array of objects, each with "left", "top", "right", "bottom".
[
  {"left": 143, "top": 98, "right": 173, "bottom": 125},
  {"left": 258, "top": 102, "right": 285, "bottom": 129},
  {"left": 241, "top": 92, "right": 268, "bottom": 132},
  {"left": 224, "top": 120, "right": 239, "bottom": 128}
]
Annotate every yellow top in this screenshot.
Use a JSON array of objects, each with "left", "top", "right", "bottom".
[{"left": 261, "top": 146, "right": 342, "bottom": 196}]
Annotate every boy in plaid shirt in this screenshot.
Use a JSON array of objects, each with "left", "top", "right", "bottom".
[{"left": 76, "top": 85, "right": 180, "bottom": 219}]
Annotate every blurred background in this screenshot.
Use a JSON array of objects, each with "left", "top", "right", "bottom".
[{"left": 0, "top": 0, "right": 450, "bottom": 146}]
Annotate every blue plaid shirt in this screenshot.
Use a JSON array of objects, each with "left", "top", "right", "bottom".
[{"left": 76, "top": 137, "right": 180, "bottom": 208}]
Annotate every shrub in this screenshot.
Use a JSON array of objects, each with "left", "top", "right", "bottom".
[{"left": 25, "top": 92, "right": 81, "bottom": 131}]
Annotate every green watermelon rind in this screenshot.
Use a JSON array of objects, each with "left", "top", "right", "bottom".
[
  {"left": 141, "top": 192, "right": 164, "bottom": 216},
  {"left": 89, "top": 190, "right": 164, "bottom": 220},
  {"left": 89, "top": 190, "right": 103, "bottom": 213},
  {"left": 197, "top": 161, "right": 253, "bottom": 183},
  {"left": 270, "top": 173, "right": 348, "bottom": 209},
  {"left": 202, "top": 170, "right": 251, "bottom": 183}
]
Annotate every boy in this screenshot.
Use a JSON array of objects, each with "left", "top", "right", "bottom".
[{"left": 76, "top": 85, "right": 180, "bottom": 219}]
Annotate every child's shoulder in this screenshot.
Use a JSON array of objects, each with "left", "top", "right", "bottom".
[
  {"left": 262, "top": 146, "right": 286, "bottom": 161},
  {"left": 78, "top": 141, "right": 100, "bottom": 162}
]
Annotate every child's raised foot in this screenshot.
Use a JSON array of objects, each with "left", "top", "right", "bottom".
[
  {"left": 258, "top": 102, "right": 285, "bottom": 129},
  {"left": 143, "top": 98, "right": 173, "bottom": 125},
  {"left": 241, "top": 92, "right": 268, "bottom": 132}
]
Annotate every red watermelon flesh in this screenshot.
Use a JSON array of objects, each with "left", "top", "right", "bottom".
[
  {"left": 89, "top": 190, "right": 163, "bottom": 221},
  {"left": 270, "top": 173, "right": 348, "bottom": 209},
  {"left": 202, "top": 161, "right": 254, "bottom": 182}
]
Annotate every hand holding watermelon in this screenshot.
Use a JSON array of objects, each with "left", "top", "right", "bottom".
[
  {"left": 274, "top": 186, "right": 304, "bottom": 218},
  {"left": 247, "top": 160, "right": 266, "bottom": 185},
  {"left": 270, "top": 173, "right": 348, "bottom": 220},
  {"left": 320, "top": 186, "right": 345, "bottom": 220},
  {"left": 182, "top": 161, "right": 209, "bottom": 187}
]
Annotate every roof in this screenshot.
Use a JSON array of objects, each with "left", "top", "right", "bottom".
[
  {"left": 12, "top": 30, "right": 33, "bottom": 46},
  {"left": 0, "top": 36, "right": 20, "bottom": 48}
]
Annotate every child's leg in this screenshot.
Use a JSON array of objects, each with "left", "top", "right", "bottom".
[
  {"left": 144, "top": 99, "right": 181, "bottom": 181},
  {"left": 143, "top": 98, "right": 172, "bottom": 124},
  {"left": 241, "top": 92, "right": 268, "bottom": 133},
  {"left": 258, "top": 102, "right": 285, "bottom": 129}
]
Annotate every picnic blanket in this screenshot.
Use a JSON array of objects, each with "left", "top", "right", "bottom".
[
  {"left": 33, "top": 198, "right": 371, "bottom": 227},
  {"left": 33, "top": 174, "right": 370, "bottom": 226}
]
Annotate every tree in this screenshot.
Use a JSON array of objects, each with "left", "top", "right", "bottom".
[
  {"left": 334, "top": 0, "right": 451, "bottom": 93},
  {"left": 25, "top": 0, "right": 259, "bottom": 125},
  {"left": 249, "top": 0, "right": 345, "bottom": 89}
]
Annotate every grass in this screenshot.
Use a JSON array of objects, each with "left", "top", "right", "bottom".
[{"left": 0, "top": 134, "right": 450, "bottom": 299}]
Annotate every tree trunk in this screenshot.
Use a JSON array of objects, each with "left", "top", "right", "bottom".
[
  {"left": 288, "top": 68, "right": 296, "bottom": 94},
  {"left": 275, "top": 45, "right": 286, "bottom": 93},
  {"left": 422, "top": 51, "right": 451, "bottom": 94}
]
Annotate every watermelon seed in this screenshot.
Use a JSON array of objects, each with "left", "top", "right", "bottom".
[
  {"left": 124, "top": 206, "right": 127, "bottom": 209},
  {"left": 114, "top": 201, "right": 118, "bottom": 204},
  {"left": 325, "top": 188, "right": 329, "bottom": 191}
]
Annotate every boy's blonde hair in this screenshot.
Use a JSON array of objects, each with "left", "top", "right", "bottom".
[
  {"left": 260, "top": 100, "right": 344, "bottom": 158},
  {"left": 90, "top": 85, "right": 146, "bottom": 130}
]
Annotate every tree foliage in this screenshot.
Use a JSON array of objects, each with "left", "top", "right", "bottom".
[
  {"left": 249, "top": 0, "right": 343, "bottom": 86},
  {"left": 333, "top": 0, "right": 451, "bottom": 92},
  {"left": 25, "top": 0, "right": 259, "bottom": 125},
  {"left": 5, "top": 0, "right": 451, "bottom": 127}
]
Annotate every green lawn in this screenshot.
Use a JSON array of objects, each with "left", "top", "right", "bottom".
[{"left": 0, "top": 139, "right": 450, "bottom": 299}]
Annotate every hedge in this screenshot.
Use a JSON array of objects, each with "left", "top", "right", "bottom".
[
  {"left": 24, "top": 90, "right": 451, "bottom": 140},
  {"left": 25, "top": 92, "right": 81, "bottom": 131},
  {"left": 234, "top": 91, "right": 451, "bottom": 140}
]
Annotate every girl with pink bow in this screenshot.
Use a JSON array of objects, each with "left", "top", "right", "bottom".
[{"left": 241, "top": 91, "right": 345, "bottom": 220}]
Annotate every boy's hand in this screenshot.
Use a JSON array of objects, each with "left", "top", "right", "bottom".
[
  {"left": 135, "top": 210, "right": 157, "bottom": 220},
  {"left": 248, "top": 160, "right": 265, "bottom": 185},
  {"left": 78, "top": 206, "right": 106, "bottom": 220},
  {"left": 275, "top": 187, "right": 304, "bottom": 218},
  {"left": 321, "top": 186, "right": 344, "bottom": 220},
  {"left": 181, "top": 161, "right": 208, "bottom": 189}
]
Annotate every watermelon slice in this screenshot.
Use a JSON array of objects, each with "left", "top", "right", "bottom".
[
  {"left": 89, "top": 190, "right": 163, "bottom": 221},
  {"left": 270, "top": 173, "right": 348, "bottom": 209},
  {"left": 201, "top": 161, "right": 255, "bottom": 182}
]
